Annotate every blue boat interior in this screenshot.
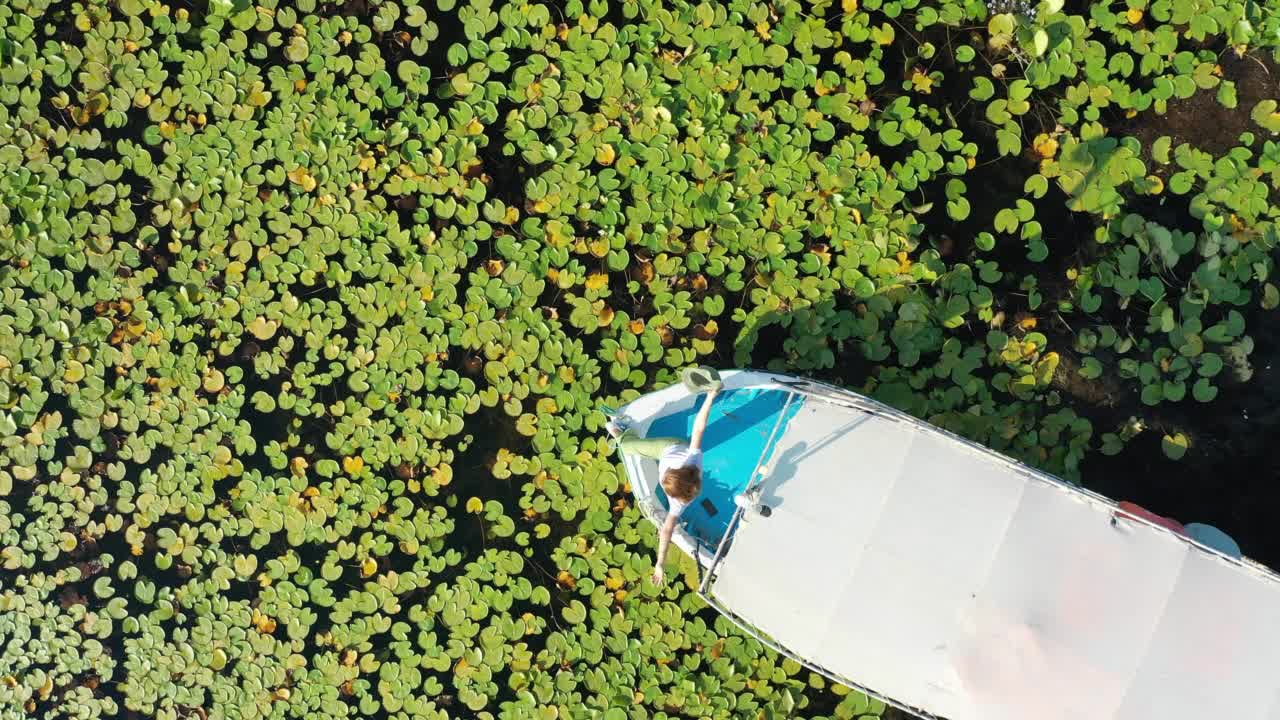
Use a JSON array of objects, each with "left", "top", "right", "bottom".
[{"left": 646, "top": 388, "right": 804, "bottom": 547}]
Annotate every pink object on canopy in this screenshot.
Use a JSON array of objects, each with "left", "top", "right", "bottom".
[{"left": 1116, "top": 501, "right": 1186, "bottom": 535}]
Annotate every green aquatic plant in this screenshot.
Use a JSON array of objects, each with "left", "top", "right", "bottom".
[{"left": 2, "top": 0, "right": 1279, "bottom": 717}]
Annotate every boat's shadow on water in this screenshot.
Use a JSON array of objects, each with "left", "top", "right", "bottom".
[{"left": 754, "top": 414, "right": 876, "bottom": 511}]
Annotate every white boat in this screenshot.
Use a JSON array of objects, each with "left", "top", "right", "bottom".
[{"left": 615, "top": 369, "right": 1280, "bottom": 720}]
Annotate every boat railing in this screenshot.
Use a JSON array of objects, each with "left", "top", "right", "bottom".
[
  {"left": 698, "top": 390, "right": 798, "bottom": 594},
  {"left": 771, "top": 377, "right": 901, "bottom": 422}
]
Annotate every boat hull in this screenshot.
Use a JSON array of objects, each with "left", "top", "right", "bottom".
[{"left": 617, "top": 369, "right": 1280, "bottom": 720}]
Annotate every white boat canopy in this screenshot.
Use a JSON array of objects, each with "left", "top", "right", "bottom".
[{"left": 627, "top": 372, "right": 1280, "bottom": 720}]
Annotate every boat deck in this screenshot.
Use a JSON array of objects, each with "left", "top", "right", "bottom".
[
  {"left": 704, "top": 392, "right": 1280, "bottom": 720},
  {"left": 646, "top": 387, "right": 803, "bottom": 546}
]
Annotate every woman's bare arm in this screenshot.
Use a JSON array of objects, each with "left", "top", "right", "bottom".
[
  {"left": 652, "top": 513, "right": 678, "bottom": 584},
  {"left": 688, "top": 388, "right": 719, "bottom": 452}
]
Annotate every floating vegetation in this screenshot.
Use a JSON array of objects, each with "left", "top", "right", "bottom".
[{"left": 1, "top": 0, "right": 1278, "bottom": 717}]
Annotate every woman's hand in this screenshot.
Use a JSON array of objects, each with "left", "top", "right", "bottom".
[{"left": 653, "top": 516, "right": 675, "bottom": 586}]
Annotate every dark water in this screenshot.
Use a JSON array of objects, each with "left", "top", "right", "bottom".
[{"left": 1082, "top": 316, "right": 1280, "bottom": 569}]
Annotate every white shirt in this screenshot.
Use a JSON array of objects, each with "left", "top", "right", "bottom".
[{"left": 658, "top": 445, "right": 703, "bottom": 517}]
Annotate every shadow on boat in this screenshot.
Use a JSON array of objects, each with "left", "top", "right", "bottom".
[{"left": 755, "top": 413, "right": 877, "bottom": 512}]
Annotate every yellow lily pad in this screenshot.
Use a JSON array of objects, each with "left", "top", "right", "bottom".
[
  {"left": 203, "top": 368, "right": 225, "bottom": 393},
  {"left": 248, "top": 317, "right": 279, "bottom": 340}
]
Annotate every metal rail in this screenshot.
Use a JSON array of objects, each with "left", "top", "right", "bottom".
[
  {"left": 771, "top": 378, "right": 900, "bottom": 422},
  {"left": 697, "top": 390, "right": 797, "bottom": 594}
]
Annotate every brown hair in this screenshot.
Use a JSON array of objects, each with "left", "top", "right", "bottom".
[{"left": 661, "top": 466, "right": 702, "bottom": 503}]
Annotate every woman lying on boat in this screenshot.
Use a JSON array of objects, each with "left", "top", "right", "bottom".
[{"left": 606, "top": 387, "right": 718, "bottom": 585}]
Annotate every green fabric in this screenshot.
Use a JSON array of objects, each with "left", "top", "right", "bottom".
[{"left": 618, "top": 431, "right": 683, "bottom": 459}]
